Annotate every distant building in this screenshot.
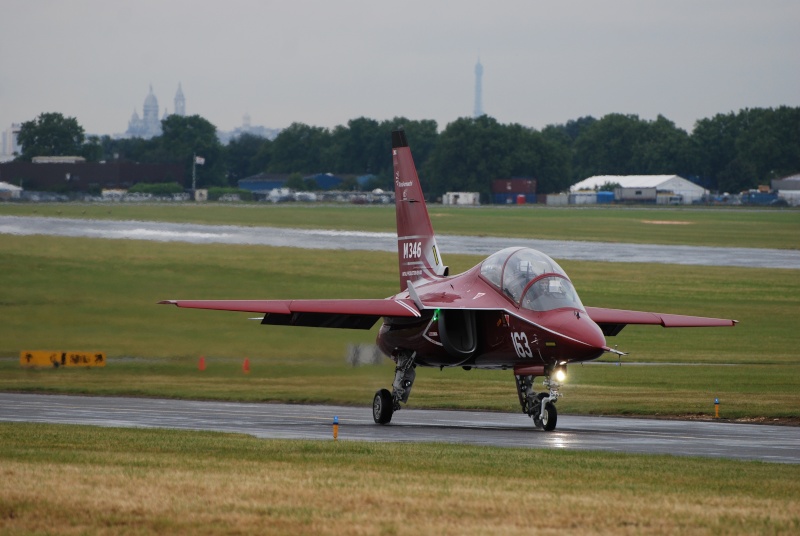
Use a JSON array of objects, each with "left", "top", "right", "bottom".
[
  {"left": 238, "top": 173, "right": 292, "bottom": 194},
  {"left": 491, "top": 178, "right": 536, "bottom": 205},
  {"left": 443, "top": 192, "right": 480, "bottom": 206},
  {"left": 126, "top": 84, "right": 186, "bottom": 139},
  {"left": 772, "top": 173, "right": 800, "bottom": 206},
  {"left": 0, "top": 181, "right": 23, "bottom": 199},
  {"left": 0, "top": 160, "right": 183, "bottom": 192},
  {"left": 174, "top": 83, "right": 186, "bottom": 117},
  {"left": 218, "top": 114, "right": 281, "bottom": 144},
  {"left": 1, "top": 123, "right": 21, "bottom": 160},
  {"left": 771, "top": 174, "right": 800, "bottom": 192},
  {"left": 473, "top": 58, "right": 484, "bottom": 118},
  {"left": 570, "top": 175, "right": 707, "bottom": 205}
]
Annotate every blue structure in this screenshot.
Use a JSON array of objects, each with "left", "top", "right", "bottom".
[
  {"left": 306, "top": 173, "right": 344, "bottom": 190},
  {"left": 493, "top": 193, "right": 536, "bottom": 205},
  {"left": 238, "top": 173, "right": 290, "bottom": 193},
  {"left": 596, "top": 191, "right": 614, "bottom": 204}
]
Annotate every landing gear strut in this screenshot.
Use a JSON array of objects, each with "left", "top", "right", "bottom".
[
  {"left": 514, "top": 372, "right": 562, "bottom": 431},
  {"left": 373, "top": 350, "right": 416, "bottom": 425}
]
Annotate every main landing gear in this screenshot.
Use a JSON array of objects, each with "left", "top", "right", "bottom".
[
  {"left": 515, "top": 371, "right": 562, "bottom": 431},
  {"left": 373, "top": 350, "right": 416, "bottom": 425}
]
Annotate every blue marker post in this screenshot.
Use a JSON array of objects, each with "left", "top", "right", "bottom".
[
  {"left": 714, "top": 398, "right": 720, "bottom": 419},
  {"left": 333, "top": 416, "right": 339, "bottom": 441}
]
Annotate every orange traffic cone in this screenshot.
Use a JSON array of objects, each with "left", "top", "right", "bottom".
[
  {"left": 243, "top": 357, "right": 250, "bottom": 374},
  {"left": 198, "top": 356, "right": 206, "bottom": 371}
]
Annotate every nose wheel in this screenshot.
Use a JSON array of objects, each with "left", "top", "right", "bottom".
[
  {"left": 515, "top": 373, "right": 562, "bottom": 431},
  {"left": 538, "top": 400, "right": 558, "bottom": 431}
]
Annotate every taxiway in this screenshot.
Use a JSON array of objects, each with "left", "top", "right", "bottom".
[
  {"left": 1, "top": 393, "right": 797, "bottom": 464},
  {"left": 2, "top": 215, "right": 798, "bottom": 269}
]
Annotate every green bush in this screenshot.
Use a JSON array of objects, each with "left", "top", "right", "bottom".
[
  {"left": 207, "top": 187, "right": 254, "bottom": 201},
  {"left": 128, "top": 182, "right": 185, "bottom": 195}
]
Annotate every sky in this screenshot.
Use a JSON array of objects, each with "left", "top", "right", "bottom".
[{"left": 1, "top": 0, "right": 798, "bottom": 138}]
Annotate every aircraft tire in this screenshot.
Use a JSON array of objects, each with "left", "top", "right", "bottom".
[
  {"left": 532, "top": 393, "right": 548, "bottom": 429},
  {"left": 373, "top": 389, "right": 393, "bottom": 425},
  {"left": 541, "top": 402, "right": 557, "bottom": 431}
]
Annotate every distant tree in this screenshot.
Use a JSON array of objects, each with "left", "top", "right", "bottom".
[
  {"left": 339, "top": 176, "right": 359, "bottom": 191},
  {"left": 572, "top": 114, "right": 646, "bottom": 180},
  {"left": 156, "top": 114, "right": 225, "bottom": 187},
  {"left": 542, "top": 116, "right": 597, "bottom": 145},
  {"left": 16, "top": 112, "right": 85, "bottom": 161},
  {"left": 597, "top": 181, "right": 621, "bottom": 192},
  {"left": 423, "top": 116, "right": 508, "bottom": 196},
  {"left": 98, "top": 135, "right": 153, "bottom": 163},
  {"left": 251, "top": 138, "right": 273, "bottom": 173},
  {"left": 225, "top": 133, "right": 269, "bottom": 185},
  {"left": 690, "top": 107, "right": 800, "bottom": 192},
  {"left": 423, "top": 116, "right": 569, "bottom": 196},
  {"left": 80, "top": 135, "right": 104, "bottom": 162},
  {"left": 730, "top": 107, "right": 800, "bottom": 188},
  {"left": 630, "top": 115, "right": 693, "bottom": 176},
  {"left": 285, "top": 172, "right": 306, "bottom": 191},
  {"left": 329, "top": 117, "right": 383, "bottom": 174},
  {"left": 269, "top": 123, "right": 331, "bottom": 173},
  {"left": 570, "top": 113, "right": 692, "bottom": 183}
]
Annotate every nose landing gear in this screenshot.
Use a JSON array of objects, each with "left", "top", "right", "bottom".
[{"left": 514, "top": 372, "right": 562, "bottom": 431}]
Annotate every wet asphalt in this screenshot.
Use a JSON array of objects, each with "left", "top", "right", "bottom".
[{"left": 1, "top": 215, "right": 798, "bottom": 269}]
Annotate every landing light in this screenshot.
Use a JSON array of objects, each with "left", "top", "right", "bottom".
[{"left": 554, "top": 368, "right": 567, "bottom": 382}]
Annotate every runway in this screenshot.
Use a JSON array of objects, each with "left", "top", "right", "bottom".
[
  {"left": 1, "top": 393, "right": 797, "bottom": 464},
  {"left": 2, "top": 215, "right": 799, "bottom": 269}
]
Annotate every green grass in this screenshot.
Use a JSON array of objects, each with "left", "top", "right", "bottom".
[
  {"left": 1, "top": 423, "right": 798, "bottom": 535},
  {"left": 0, "top": 233, "right": 798, "bottom": 420},
  {"left": 2, "top": 202, "right": 798, "bottom": 249},
  {"left": 2, "top": 359, "right": 796, "bottom": 421}
]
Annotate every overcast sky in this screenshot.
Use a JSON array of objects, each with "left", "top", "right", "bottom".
[{"left": 2, "top": 0, "right": 798, "bottom": 138}]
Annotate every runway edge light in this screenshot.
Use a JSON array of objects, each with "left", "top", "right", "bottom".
[{"left": 333, "top": 416, "right": 339, "bottom": 441}]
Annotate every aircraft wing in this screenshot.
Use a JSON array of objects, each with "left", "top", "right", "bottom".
[
  {"left": 159, "top": 298, "right": 421, "bottom": 330},
  {"left": 584, "top": 306, "right": 737, "bottom": 336}
]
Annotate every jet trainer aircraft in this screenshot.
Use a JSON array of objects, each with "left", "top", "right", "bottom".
[{"left": 161, "top": 128, "right": 737, "bottom": 431}]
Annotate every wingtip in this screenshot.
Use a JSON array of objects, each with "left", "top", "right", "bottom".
[{"left": 158, "top": 300, "right": 177, "bottom": 305}]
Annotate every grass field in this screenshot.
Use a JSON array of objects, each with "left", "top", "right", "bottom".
[
  {"left": 1, "top": 206, "right": 798, "bottom": 534},
  {"left": 1, "top": 423, "right": 798, "bottom": 535},
  {"left": 2, "top": 202, "right": 798, "bottom": 249},
  {"left": 1, "top": 233, "right": 798, "bottom": 420}
]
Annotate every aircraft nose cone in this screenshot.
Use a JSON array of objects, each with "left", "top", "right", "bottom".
[{"left": 552, "top": 310, "right": 607, "bottom": 357}]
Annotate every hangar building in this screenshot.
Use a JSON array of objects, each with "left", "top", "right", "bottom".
[{"left": 570, "top": 175, "right": 707, "bottom": 204}]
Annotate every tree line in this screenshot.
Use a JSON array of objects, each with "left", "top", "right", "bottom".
[{"left": 15, "top": 107, "right": 800, "bottom": 196}]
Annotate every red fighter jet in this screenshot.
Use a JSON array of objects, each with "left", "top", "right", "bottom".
[{"left": 161, "top": 128, "right": 737, "bottom": 431}]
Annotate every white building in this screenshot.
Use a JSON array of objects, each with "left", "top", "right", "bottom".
[
  {"left": 570, "top": 175, "right": 707, "bottom": 204},
  {"left": 0, "top": 181, "right": 23, "bottom": 199},
  {"left": 443, "top": 192, "right": 480, "bottom": 205},
  {"left": 126, "top": 84, "right": 186, "bottom": 139},
  {"left": 1, "top": 123, "right": 21, "bottom": 159}
]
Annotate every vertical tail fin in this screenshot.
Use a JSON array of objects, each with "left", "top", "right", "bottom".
[{"left": 392, "top": 128, "right": 447, "bottom": 291}]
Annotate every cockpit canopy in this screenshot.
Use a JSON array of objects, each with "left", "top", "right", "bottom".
[{"left": 480, "top": 247, "right": 585, "bottom": 312}]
